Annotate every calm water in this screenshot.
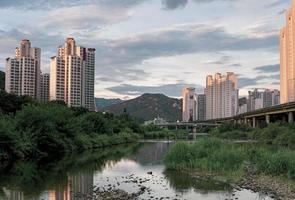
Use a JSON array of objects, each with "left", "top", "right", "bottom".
[{"left": 0, "top": 141, "right": 273, "bottom": 200}]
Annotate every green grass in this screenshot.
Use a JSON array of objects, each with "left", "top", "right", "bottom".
[
  {"left": 165, "top": 138, "right": 295, "bottom": 182},
  {"left": 143, "top": 129, "right": 189, "bottom": 140},
  {"left": 212, "top": 122, "right": 295, "bottom": 149}
]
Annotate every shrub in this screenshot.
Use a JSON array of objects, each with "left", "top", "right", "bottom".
[
  {"left": 165, "top": 138, "right": 295, "bottom": 181},
  {"left": 0, "top": 96, "right": 141, "bottom": 161}
]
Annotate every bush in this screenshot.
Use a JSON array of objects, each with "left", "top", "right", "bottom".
[
  {"left": 212, "top": 122, "right": 295, "bottom": 148},
  {"left": 0, "top": 96, "right": 141, "bottom": 161}
]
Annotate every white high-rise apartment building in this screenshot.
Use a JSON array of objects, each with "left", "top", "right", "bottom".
[
  {"left": 40, "top": 73, "right": 50, "bottom": 102},
  {"left": 5, "top": 39, "right": 41, "bottom": 99},
  {"left": 238, "top": 97, "right": 248, "bottom": 114},
  {"left": 50, "top": 38, "right": 96, "bottom": 110},
  {"left": 248, "top": 89, "right": 280, "bottom": 111},
  {"left": 196, "top": 94, "right": 206, "bottom": 121},
  {"left": 205, "top": 72, "right": 238, "bottom": 120},
  {"left": 182, "top": 87, "right": 196, "bottom": 122},
  {"left": 280, "top": 1, "right": 295, "bottom": 104}
]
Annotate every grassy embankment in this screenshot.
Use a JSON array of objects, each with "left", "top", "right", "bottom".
[
  {"left": 0, "top": 91, "right": 141, "bottom": 162},
  {"left": 165, "top": 138, "right": 295, "bottom": 184},
  {"left": 211, "top": 122, "right": 295, "bottom": 148},
  {"left": 165, "top": 122, "right": 295, "bottom": 184}
]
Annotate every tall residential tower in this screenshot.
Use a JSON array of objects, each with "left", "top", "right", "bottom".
[
  {"left": 205, "top": 72, "right": 238, "bottom": 120},
  {"left": 182, "top": 87, "right": 196, "bottom": 122},
  {"left": 5, "top": 39, "right": 41, "bottom": 99},
  {"left": 280, "top": 1, "right": 295, "bottom": 104},
  {"left": 50, "top": 38, "right": 96, "bottom": 110}
]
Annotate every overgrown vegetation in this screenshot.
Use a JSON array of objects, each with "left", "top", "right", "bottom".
[
  {"left": 141, "top": 124, "right": 190, "bottom": 139},
  {"left": 0, "top": 91, "right": 141, "bottom": 162},
  {"left": 211, "top": 122, "right": 295, "bottom": 148},
  {"left": 165, "top": 138, "right": 295, "bottom": 182}
]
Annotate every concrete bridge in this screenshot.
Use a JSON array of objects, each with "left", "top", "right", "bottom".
[
  {"left": 199, "top": 101, "right": 295, "bottom": 128},
  {"left": 155, "top": 122, "right": 218, "bottom": 135},
  {"left": 155, "top": 122, "right": 219, "bottom": 131},
  {"left": 157, "top": 102, "right": 295, "bottom": 130}
]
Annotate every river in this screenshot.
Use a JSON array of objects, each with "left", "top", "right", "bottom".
[{"left": 0, "top": 141, "right": 273, "bottom": 200}]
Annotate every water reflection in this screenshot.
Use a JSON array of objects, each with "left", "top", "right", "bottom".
[
  {"left": 2, "top": 172, "right": 93, "bottom": 200},
  {"left": 130, "top": 141, "right": 172, "bottom": 165},
  {"left": 0, "top": 142, "right": 273, "bottom": 200},
  {"left": 164, "top": 170, "right": 232, "bottom": 193},
  {"left": 0, "top": 143, "right": 139, "bottom": 200}
]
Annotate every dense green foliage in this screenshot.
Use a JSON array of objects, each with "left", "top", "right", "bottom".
[
  {"left": 212, "top": 122, "right": 295, "bottom": 148},
  {"left": 165, "top": 138, "right": 295, "bottom": 182},
  {"left": 0, "top": 92, "right": 141, "bottom": 162},
  {"left": 0, "top": 71, "right": 4, "bottom": 91},
  {"left": 0, "top": 90, "right": 34, "bottom": 114},
  {"left": 141, "top": 124, "right": 190, "bottom": 139}
]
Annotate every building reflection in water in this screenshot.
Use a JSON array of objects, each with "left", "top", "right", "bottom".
[
  {"left": 2, "top": 172, "right": 93, "bottom": 200},
  {"left": 131, "top": 142, "right": 172, "bottom": 165}
]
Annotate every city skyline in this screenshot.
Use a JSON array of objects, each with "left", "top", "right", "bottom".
[{"left": 0, "top": 0, "right": 288, "bottom": 99}]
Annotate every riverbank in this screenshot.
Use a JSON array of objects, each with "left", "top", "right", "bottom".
[
  {"left": 239, "top": 164, "right": 295, "bottom": 200},
  {"left": 164, "top": 138, "right": 295, "bottom": 200},
  {"left": 1, "top": 141, "right": 275, "bottom": 199},
  {"left": 211, "top": 122, "right": 295, "bottom": 149},
  {"left": 0, "top": 91, "right": 142, "bottom": 162}
]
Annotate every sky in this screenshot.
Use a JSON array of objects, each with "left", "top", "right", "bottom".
[{"left": 0, "top": 0, "right": 290, "bottom": 99}]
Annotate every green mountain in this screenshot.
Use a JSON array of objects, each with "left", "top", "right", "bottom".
[
  {"left": 103, "top": 93, "right": 182, "bottom": 122},
  {"left": 0, "top": 71, "right": 5, "bottom": 91},
  {"left": 95, "top": 98, "right": 123, "bottom": 109}
]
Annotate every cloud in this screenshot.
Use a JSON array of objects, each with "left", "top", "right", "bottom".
[
  {"left": 162, "top": 0, "right": 238, "bottom": 10},
  {"left": 107, "top": 83, "right": 204, "bottom": 97},
  {"left": 229, "top": 63, "right": 242, "bottom": 67},
  {"left": 162, "top": 0, "right": 188, "bottom": 10},
  {"left": 0, "top": 0, "right": 145, "bottom": 10},
  {"left": 0, "top": 0, "right": 81, "bottom": 9},
  {"left": 206, "top": 55, "right": 232, "bottom": 65},
  {"left": 94, "top": 23, "right": 277, "bottom": 74},
  {"left": 41, "top": 4, "right": 132, "bottom": 31},
  {"left": 265, "top": 0, "right": 289, "bottom": 8},
  {"left": 238, "top": 73, "right": 280, "bottom": 88},
  {"left": 96, "top": 68, "right": 150, "bottom": 83},
  {"left": 254, "top": 64, "right": 280, "bottom": 73}
]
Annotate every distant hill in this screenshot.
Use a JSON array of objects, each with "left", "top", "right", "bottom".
[
  {"left": 103, "top": 93, "right": 182, "bottom": 122},
  {"left": 0, "top": 71, "right": 4, "bottom": 91},
  {"left": 95, "top": 98, "right": 124, "bottom": 109}
]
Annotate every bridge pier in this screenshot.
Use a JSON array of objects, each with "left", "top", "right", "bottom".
[
  {"left": 288, "top": 112, "right": 294, "bottom": 123},
  {"left": 243, "top": 118, "right": 247, "bottom": 124},
  {"left": 193, "top": 127, "right": 197, "bottom": 133},
  {"left": 252, "top": 117, "right": 256, "bottom": 128},
  {"left": 266, "top": 115, "right": 270, "bottom": 124}
]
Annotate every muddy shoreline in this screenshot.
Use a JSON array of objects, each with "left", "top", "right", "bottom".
[
  {"left": 239, "top": 165, "right": 295, "bottom": 200},
  {"left": 188, "top": 166, "right": 295, "bottom": 200},
  {"left": 71, "top": 168, "right": 295, "bottom": 200}
]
